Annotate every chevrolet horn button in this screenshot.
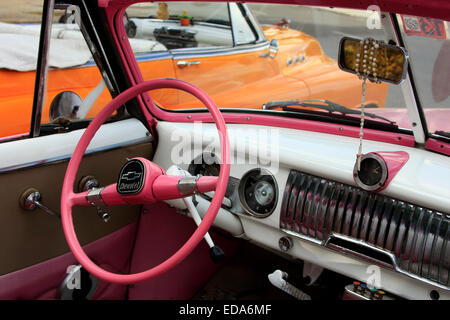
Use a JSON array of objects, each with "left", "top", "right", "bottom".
[{"left": 117, "top": 159, "right": 145, "bottom": 195}]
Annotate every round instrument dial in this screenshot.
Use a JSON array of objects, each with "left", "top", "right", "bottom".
[
  {"left": 353, "top": 153, "right": 388, "bottom": 191},
  {"left": 239, "top": 168, "right": 278, "bottom": 217}
]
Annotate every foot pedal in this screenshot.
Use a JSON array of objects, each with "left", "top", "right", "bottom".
[{"left": 268, "top": 270, "right": 311, "bottom": 300}]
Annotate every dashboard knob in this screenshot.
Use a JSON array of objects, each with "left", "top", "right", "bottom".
[{"left": 279, "top": 236, "right": 293, "bottom": 252}]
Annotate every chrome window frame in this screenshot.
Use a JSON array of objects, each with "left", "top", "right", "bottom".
[{"left": 29, "top": 0, "right": 55, "bottom": 138}]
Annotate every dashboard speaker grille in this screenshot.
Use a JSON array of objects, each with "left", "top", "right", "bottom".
[{"left": 280, "top": 170, "right": 450, "bottom": 289}]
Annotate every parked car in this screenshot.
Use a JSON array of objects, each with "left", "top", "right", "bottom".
[
  {"left": 0, "top": 2, "right": 388, "bottom": 139},
  {"left": 0, "top": 0, "right": 449, "bottom": 302}
]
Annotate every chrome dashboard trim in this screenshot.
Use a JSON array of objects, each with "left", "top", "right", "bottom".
[
  {"left": 280, "top": 228, "right": 322, "bottom": 246},
  {"left": 324, "top": 233, "right": 396, "bottom": 270},
  {"left": 280, "top": 169, "right": 450, "bottom": 290},
  {"left": 283, "top": 228, "right": 450, "bottom": 291},
  {"left": 0, "top": 136, "right": 151, "bottom": 174},
  {"left": 86, "top": 187, "right": 105, "bottom": 206}
]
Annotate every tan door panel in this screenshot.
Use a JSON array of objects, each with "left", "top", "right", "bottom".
[{"left": 0, "top": 142, "right": 153, "bottom": 276}]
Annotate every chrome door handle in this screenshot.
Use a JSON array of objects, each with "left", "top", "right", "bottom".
[{"left": 177, "top": 60, "right": 201, "bottom": 68}]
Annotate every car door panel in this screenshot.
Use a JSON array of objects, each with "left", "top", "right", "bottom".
[{"left": 0, "top": 118, "right": 154, "bottom": 287}]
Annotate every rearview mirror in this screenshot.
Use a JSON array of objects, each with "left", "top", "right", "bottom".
[{"left": 338, "top": 37, "right": 408, "bottom": 85}]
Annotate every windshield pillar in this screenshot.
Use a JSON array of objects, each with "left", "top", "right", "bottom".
[
  {"left": 400, "top": 77, "right": 427, "bottom": 144},
  {"left": 29, "top": 0, "right": 55, "bottom": 138},
  {"left": 387, "top": 13, "right": 428, "bottom": 144}
]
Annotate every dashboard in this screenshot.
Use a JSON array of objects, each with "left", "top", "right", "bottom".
[{"left": 153, "top": 121, "right": 450, "bottom": 300}]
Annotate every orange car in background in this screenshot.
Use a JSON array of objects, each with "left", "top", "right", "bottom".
[{"left": 0, "top": 2, "right": 388, "bottom": 138}]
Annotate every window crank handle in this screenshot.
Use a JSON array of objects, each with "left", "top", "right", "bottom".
[{"left": 20, "top": 188, "right": 60, "bottom": 218}]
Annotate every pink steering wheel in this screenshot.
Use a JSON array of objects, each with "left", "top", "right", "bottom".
[{"left": 61, "top": 79, "right": 230, "bottom": 284}]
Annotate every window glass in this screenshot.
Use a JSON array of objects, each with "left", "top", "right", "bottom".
[
  {"left": 126, "top": 1, "right": 233, "bottom": 52},
  {"left": 0, "top": 1, "right": 43, "bottom": 138},
  {"left": 397, "top": 15, "right": 450, "bottom": 135},
  {"left": 0, "top": 2, "right": 114, "bottom": 139},
  {"left": 125, "top": 2, "right": 233, "bottom": 108},
  {"left": 41, "top": 6, "right": 113, "bottom": 129},
  {"left": 229, "top": 3, "right": 257, "bottom": 45}
]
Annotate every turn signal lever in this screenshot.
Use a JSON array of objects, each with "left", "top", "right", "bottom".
[{"left": 166, "top": 165, "right": 225, "bottom": 264}]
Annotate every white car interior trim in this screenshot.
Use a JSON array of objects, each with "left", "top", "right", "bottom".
[{"left": 154, "top": 121, "right": 450, "bottom": 214}]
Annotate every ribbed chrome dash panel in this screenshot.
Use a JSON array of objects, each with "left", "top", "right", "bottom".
[{"left": 280, "top": 170, "right": 450, "bottom": 289}]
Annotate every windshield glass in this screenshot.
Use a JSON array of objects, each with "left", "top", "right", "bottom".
[
  {"left": 396, "top": 15, "right": 450, "bottom": 136},
  {"left": 124, "top": 2, "right": 418, "bottom": 130}
]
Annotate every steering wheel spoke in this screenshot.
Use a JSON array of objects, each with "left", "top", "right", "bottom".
[{"left": 69, "top": 190, "right": 91, "bottom": 207}]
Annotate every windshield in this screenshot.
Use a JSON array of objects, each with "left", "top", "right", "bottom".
[
  {"left": 125, "top": 2, "right": 414, "bottom": 128},
  {"left": 396, "top": 15, "right": 450, "bottom": 136}
]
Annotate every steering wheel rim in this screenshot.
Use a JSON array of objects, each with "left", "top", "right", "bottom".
[{"left": 61, "top": 79, "right": 230, "bottom": 284}]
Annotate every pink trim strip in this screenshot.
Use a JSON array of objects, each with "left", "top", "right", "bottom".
[
  {"left": 170, "top": 112, "right": 415, "bottom": 147},
  {"left": 374, "top": 151, "right": 409, "bottom": 192},
  {"left": 425, "top": 138, "right": 450, "bottom": 156}
]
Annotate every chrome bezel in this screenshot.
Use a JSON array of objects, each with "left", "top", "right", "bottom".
[
  {"left": 353, "top": 153, "right": 388, "bottom": 192},
  {"left": 238, "top": 168, "right": 278, "bottom": 218}
]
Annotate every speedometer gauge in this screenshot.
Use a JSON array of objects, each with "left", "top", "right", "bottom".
[{"left": 238, "top": 168, "right": 278, "bottom": 218}]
